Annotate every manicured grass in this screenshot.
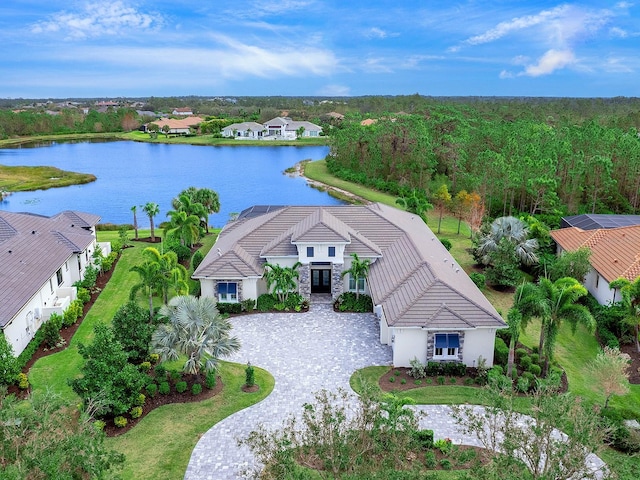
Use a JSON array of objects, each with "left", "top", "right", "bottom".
[
  {"left": 0, "top": 164, "right": 96, "bottom": 191},
  {"left": 107, "top": 362, "right": 274, "bottom": 480},
  {"left": 121, "top": 130, "right": 329, "bottom": 146}
]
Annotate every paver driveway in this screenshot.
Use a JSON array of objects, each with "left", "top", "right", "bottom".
[{"left": 184, "top": 300, "right": 606, "bottom": 479}]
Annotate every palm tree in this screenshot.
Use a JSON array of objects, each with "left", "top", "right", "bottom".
[
  {"left": 172, "top": 191, "right": 210, "bottom": 234},
  {"left": 142, "top": 202, "right": 160, "bottom": 242},
  {"left": 515, "top": 277, "right": 595, "bottom": 375},
  {"left": 131, "top": 205, "right": 139, "bottom": 240},
  {"left": 476, "top": 216, "right": 539, "bottom": 266},
  {"left": 165, "top": 210, "right": 200, "bottom": 247},
  {"left": 130, "top": 260, "right": 160, "bottom": 321},
  {"left": 609, "top": 277, "right": 640, "bottom": 352},
  {"left": 505, "top": 308, "right": 522, "bottom": 377},
  {"left": 396, "top": 189, "right": 433, "bottom": 221},
  {"left": 192, "top": 188, "right": 220, "bottom": 233},
  {"left": 152, "top": 295, "right": 240, "bottom": 377},
  {"left": 263, "top": 262, "right": 301, "bottom": 303},
  {"left": 143, "top": 247, "right": 188, "bottom": 304},
  {"left": 341, "top": 253, "right": 372, "bottom": 299}
]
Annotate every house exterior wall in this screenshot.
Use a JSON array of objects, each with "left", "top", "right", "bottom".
[
  {"left": 584, "top": 268, "right": 617, "bottom": 305},
  {"left": 461, "top": 328, "right": 496, "bottom": 367},
  {"left": 295, "top": 243, "right": 346, "bottom": 263},
  {"left": 391, "top": 327, "right": 428, "bottom": 367}
]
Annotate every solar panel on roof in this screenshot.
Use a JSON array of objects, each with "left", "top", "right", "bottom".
[{"left": 561, "top": 214, "right": 640, "bottom": 230}]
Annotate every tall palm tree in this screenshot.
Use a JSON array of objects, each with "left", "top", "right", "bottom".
[
  {"left": 192, "top": 188, "right": 220, "bottom": 233},
  {"left": 131, "top": 205, "right": 139, "bottom": 240},
  {"left": 609, "top": 277, "right": 640, "bottom": 352},
  {"left": 505, "top": 308, "right": 522, "bottom": 377},
  {"left": 515, "top": 277, "right": 595, "bottom": 375},
  {"left": 152, "top": 295, "right": 241, "bottom": 377},
  {"left": 129, "top": 260, "right": 160, "bottom": 321},
  {"left": 263, "top": 262, "right": 301, "bottom": 303},
  {"left": 476, "top": 216, "right": 539, "bottom": 266},
  {"left": 142, "top": 202, "right": 160, "bottom": 242},
  {"left": 142, "top": 247, "right": 188, "bottom": 304},
  {"left": 165, "top": 210, "right": 200, "bottom": 247},
  {"left": 341, "top": 253, "right": 372, "bottom": 299},
  {"left": 172, "top": 192, "right": 208, "bottom": 234}
]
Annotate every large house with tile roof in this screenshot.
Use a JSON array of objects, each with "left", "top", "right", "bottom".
[
  {"left": 550, "top": 224, "right": 640, "bottom": 305},
  {"left": 221, "top": 117, "right": 322, "bottom": 140},
  {"left": 0, "top": 210, "right": 109, "bottom": 357},
  {"left": 193, "top": 203, "right": 506, "bottom": 367}
]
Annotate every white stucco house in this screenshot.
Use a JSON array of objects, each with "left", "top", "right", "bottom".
[
  {"left": 193, "top": 203, "right": 506, "bottom": 367},
  {"left": 550, "top": 224, "right": 640, "bottom": 305},
  {"left": 0, "top": 210, "right": 109, "bottom": 357},
  {"left": 221, "top": 117, "right": 322, "bottom": 140}
]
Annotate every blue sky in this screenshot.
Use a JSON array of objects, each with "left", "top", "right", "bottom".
[{"left": 1, "top": 1, "right": 639, "bottom": 98}]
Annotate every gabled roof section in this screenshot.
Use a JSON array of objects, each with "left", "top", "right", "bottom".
[
  {"left": 291, "top": 209, "right": 351, "bottom": 243},
  {"left": 51, "top": 210, "right": 101, "bottom": 229},
  {"left": 0, "top": 216, "right": 17, "bottom": 243},
  {"left": 551, "top": 225, "right": 640, "bottom": 283}
]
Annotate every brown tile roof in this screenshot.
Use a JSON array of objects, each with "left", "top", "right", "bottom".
[
  {"left": 194, "top": 203, "right": 504, "bottom": 330},
  {"left": 0, "top": 211, "right": 100, "bottom": 328},
  {"left": 550, "top": 225, "right": 640, "bottom": 283},
  {"left": 151, "top": 117, "right": 204, "bottom": 130}
]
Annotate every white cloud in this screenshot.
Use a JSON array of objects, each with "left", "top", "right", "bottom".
[
  {"left": 318, "top": 84, "right": 351, "bottom": 96},
  {"left": 31, "top": 1, "right": 162, "bottom": 39},
  {"left": 365, "top": 27, "right": 389, "bottom": 39},
  {"left": 228, "top": 0, "right": 314, "bottom": 19},
  {"left": 610, "top": 26, "right": 628, "bottom": 37},
  {"left": 499, "top": 70, "right": 514, "bottom": 79},
  {"left": 521, "top": 49, "right": 575, "bottom": 76}
]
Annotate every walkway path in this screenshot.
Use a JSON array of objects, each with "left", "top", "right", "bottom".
[{"left": 184, "top": 300, "right": 606, "bottom": 479}]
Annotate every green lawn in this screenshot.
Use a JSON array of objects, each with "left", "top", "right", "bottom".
[{"left": 121, "top": 130, "right": 329, "bottom": 146}]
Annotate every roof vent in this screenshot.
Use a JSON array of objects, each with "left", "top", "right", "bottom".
[
  {"left": 8, "top": 250, "right": 11, "bottom": 254},
  {"left": 443, "top": 258, "right": 448, "bottom": 263},
  {"left": 217, "top": 248, "right": 222, "bottom": 257},
  {"left": 32, "top": 230, "right": 36, "bottom": 234}
]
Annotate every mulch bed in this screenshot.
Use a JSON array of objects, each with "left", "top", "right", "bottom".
[{"left": 620, "top": 343, "right": 640, "bottom": 384}]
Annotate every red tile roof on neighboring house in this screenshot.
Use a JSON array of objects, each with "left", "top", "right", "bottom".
[{"left": 550, "top": 225, "right": 640, "bottom": 283}]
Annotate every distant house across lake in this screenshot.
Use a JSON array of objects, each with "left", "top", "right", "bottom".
[{"left": 222, "top": 117, "right": 322, "bottom": 140}]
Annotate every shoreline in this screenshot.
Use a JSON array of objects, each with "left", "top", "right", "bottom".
[{"left": 290, "top": 160, "right": 369, "bottom": 205}]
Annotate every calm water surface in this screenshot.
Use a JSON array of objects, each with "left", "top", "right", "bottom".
[{"left": 0, "top": 141, "right": 338, "bottom": 227}]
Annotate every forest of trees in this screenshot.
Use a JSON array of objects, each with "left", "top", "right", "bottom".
[{"left": 328, "top": 105, "right": 640, "bottom": 220}]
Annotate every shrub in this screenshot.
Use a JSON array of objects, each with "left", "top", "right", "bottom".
[
  {"left": 516, "top": 376, "right": 530, "bottom": 393},
  {"left": 62, "top": 300, "right": 83, "bottom": 327},
  {"left": 176, "top": 381, "right": 187, "bottom": 393},
  {"left": 389, "top": 376, "right": 395, "bottom": 383},
  {"left": 135, "top": 393, "right": 146, "bottom": 406},
  {"left": 515, "top": 348, "right": 528, "bottom": 360},
  {"left": 217, "top": 302, "right": 242, "bottom": 315},
  {"left": 528, "top": 364, "right": 542, "bottom": 376},
  {"left": 519, "top": 355, "right": 532, "bottom": 371},
  {"left": 101, "top": 252, "right": 118, "bottom": 272},
  {"left": 139, "top": 361, "right": 151, "bottom": 373},
  {"left": 17, "top": 373, "right": 30, "bottom": 390},
  {"left": 413, "top": 429, "right": 434, "bottom": 448},
  {"left": 401, "top": 378, "right": 406, "bottom": 385},
  {"left": 154, "top": 364, "right": 166, "bottom": 380},
  {"left": 256, "top": 293, "right": 278, "bottom": 311},
  {"left": 146, "top": 383, "right": 158, "bottom": 397},
  {"left": 425, "top": 450, "right": 437, "bottom": 468},
  {"left": 130, "top": 406, "right": 143, "bottom": 419},
  {"left": 170, "top": 370, "right": 181, "bottom": 381},
  {"left": 443, "top": 362, "right": 466, "bottom": 377},
  {"left": 42, "top": 313, "right": 63, "bottom": 348},
  {"left": 530, "top": 353, "right": 540, "bottom": 365},
  {"left": 158, "top": 381, "right": 170, "bottom": 395},
  {"left": 601, "top": 407, "right": 640, "bottom": 453},
  {"left": 77, "top": 287, "right": 91, "bottom": 305},
  {"left": 464, "top": 377, "right": 474, "bottom": 386},
  {"left": 425, "top": 361, "right": 444, "bottom": 377},
  {"left": 409, "top": 358, "right": 427, "bottom": 379},
  {"left": 191, "top": 383, "right": 203, "bottom": 395},
  {"left": 469, "top": 272, "right": 485, "bottom": 289},
  {"left": 494, "top": 337, "right": 509, "bottom": 366},
  {"left": 149, "top": 353, "right": 160, "bottom": 364},
  {"left": 333, "top": 292, "right": 373, "bottom": 313},
  {"left": 191, "top": 250, "right": 204, "bottom": 271},
  {"left": 439, "top": 238, "right": 452, "bottom": 251},
  {"left": 437, "top": 376, "right": 445, "bottom": 385},
  {"left": 205, "top": 371, "right": 216, "bottom": 389},
  {"left": 114, "top": 416, "right": 128, "bottom": 428},
  {"left": 434, "top": 438, "right": 452, "bottom": 454},
  {"left": 440, "top": 459, "right": 452, "bottom": 470},
  {"left": 93, "top": 420, "right": 106, "bottom": 431},
  {"left": 241, "top": 299, "right": 256, "bottom": 312},
  {"left": 245, "top": 362, "right": 255, "bottom": 387}
]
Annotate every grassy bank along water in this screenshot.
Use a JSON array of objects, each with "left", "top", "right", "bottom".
[{"left": 0, "top": 164, "right": 96, "bottom": 192}]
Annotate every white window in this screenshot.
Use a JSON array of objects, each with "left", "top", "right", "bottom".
[
  {"left": 218, "top": 282, "right": 238, "bottom": 303},
  {"left": 433, "top": 333, "right": 460, "bottom": 358},
  {"left": 349, "top": 275, "right": 365, "bottom": 292},
  {"left": 56, "top": 268, "right": 63, "bottom": 286},
  {"left": 328, "top": 246, "right": 336, "bottom": 257}
]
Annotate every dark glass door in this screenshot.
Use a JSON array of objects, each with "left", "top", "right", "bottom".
[{"left": 311, "top": 269, "right": 331, "bottom": 293}]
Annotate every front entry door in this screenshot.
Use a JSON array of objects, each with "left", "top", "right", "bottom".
[{"left": 311, "top": 269, "right": 331, "bottom": 293}]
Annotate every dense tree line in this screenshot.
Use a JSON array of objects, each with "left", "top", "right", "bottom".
[{"left": 329, "top": 106, "right": 640, "bottom": 217}]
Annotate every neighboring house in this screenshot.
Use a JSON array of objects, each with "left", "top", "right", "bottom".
[
  {"left": 263, "top": 117, "right": 322, "bottom": 139},
  {"left": 0, "top": 211, "right": 110, "bottom": 357},
  {"left": 550, "top": 224, "right": 640, "bottom": 305},
  {"left": 560, "top": 213, "right": 640, "bottom": 230},
  {"left": 172, "top": 107, "right": 193, "bottom": 116},
  {"left": 143, "top": 116, "right": 204, "bottom": 135},
  {"left": 193, "top": 203, "right": 505, "bottom": 367},
  {"left": 221, "top": 122, "right": 265, "bottom": 139}
]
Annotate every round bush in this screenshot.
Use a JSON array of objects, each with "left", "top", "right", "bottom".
[
  {"left": 515, "top": 348, "right": 528, "bottom": 360},
  {"left": 130, "top": 406, "right": 143, "bottom": 419},
  {"left": 469, "top": 272, "right": 486, "bottom": 289},
  {"left": 192, "top": 383, "right": 203, "bottom": 395},
  {"left": 528, "top": 364, "right": 542, "bottom": 376},
  {"left": 519, "top": 355, "right": 532, "bottom": 371},
  {"left": 529, "top": 353, "right": 540, "bottom": 365},
  {"left": 158, "top": 381, "right": 170, "bottom": 395},
  {"left": 176, "top": 381, "right": 187, "bottom": 393},
  {"left": 114, "top": 416, "right": 128, "bottom": 428},
  {"left": 205, "top": 372, "right": 216, "bottom": 389},
  {"left": 146, "top": 383, "right": 158, "bottom": 397},
  {"left": 135, "top": 393, "right": 146, "bottom": 406}
]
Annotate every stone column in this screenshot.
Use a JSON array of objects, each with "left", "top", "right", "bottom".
[
  {"left": 331, "top": 263, "right": 344, "bottom": 300},
  {"left": 298, "top": 263, "right": 311, "bottom": 300}
]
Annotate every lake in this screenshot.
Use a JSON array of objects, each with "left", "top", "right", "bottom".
[{"left": 0, "top": 141, "right": 338, "bottom": 227}]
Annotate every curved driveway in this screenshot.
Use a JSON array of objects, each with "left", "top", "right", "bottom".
[{"left": 184, "top": 301, "right": 605, "bottom": 479}]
